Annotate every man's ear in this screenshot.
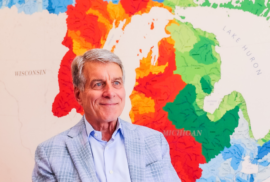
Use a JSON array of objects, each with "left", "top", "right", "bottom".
[{"left": 74, "top": 87, "right": 83, "bottom": 106}]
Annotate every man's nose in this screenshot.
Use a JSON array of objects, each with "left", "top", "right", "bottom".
[{"left": 102, "top": 83, "right": 115, "bottom": 98}]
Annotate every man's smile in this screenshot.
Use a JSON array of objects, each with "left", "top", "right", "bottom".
[{"left": 99, "top": 103, "right": 118, "bottom": 105}]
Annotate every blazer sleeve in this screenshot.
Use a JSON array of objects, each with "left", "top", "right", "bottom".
[
  {"left": 160, "top": 133, "right": 181, "bottom": 182},
  {"left": 32, "top": 144, "right": 57, "bottom": 182}
]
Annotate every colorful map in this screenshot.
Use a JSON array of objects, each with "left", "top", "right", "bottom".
[{"left": 1, "top": 0, "right": 270, "bottom": 181}]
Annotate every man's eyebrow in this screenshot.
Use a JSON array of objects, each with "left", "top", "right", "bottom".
[
  {"left": 90, "top": 79, "right": 105, "bottom": 84},
  {"left": 113, "top": 77, "right": 123, "bottom": 81}
]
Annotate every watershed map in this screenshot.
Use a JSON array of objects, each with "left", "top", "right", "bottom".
[{"left": 1, "top": 0, "right": 270, "bottom": 181}]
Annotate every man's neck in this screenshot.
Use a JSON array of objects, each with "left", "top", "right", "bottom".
[{"left": 85, "top": 116, "right": 117, "bottom": 142}]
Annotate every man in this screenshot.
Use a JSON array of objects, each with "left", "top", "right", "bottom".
[{"left": 32, "top": 49, "right": 180, "bottom": 182}]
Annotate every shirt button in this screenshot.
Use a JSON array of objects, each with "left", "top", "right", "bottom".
[
  {"left": 94, "top": 133, "right": 98, "bottom": 137},
  {"left": 110, "top": 170, "right": 113, "bottom": 174}
]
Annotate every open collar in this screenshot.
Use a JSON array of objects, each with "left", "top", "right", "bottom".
[{"left": 67, "top": 117, "right": 145, "bottom": 182}]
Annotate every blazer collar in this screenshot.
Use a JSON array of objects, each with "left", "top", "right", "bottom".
[
  {"left": 66, "top": 117, "right": 144, "bottom": 182},
  {"left": 66, "top": 117, "right": 99, "bottom": 182},
  {"left": 68, "top": 117, "right": 138, "bottom": 138},
  {"left": 119, "top": 119, "right": 145, "bottom": 182}
]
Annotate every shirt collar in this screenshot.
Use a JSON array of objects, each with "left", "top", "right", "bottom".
[{"left": 84, "top": 115, "right": 122, "bottom": 140}]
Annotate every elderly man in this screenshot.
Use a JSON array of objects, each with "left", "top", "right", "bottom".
[{"left": 32, "top": 49, "right": 180, "bottom": 182}]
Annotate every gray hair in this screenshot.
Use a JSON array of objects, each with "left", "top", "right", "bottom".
[{"left": 71, "top": 49, "right": 125, "bottom": 91}]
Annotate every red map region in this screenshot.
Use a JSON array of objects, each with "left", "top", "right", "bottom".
[
  {"left": 52, "top": 0, "right": 161, "bottom": 117},
  {"left": 67, "top": 0, "right": 110, "bottom": 46},
  {"left": 133, "top": 38, "right": 206, "bottom": 181},
  {"left": 121, "top": 0, "right": 150, "bottom": 15},
  {"left": 52, "top": 35, "right": 83, "bottom": 116}
]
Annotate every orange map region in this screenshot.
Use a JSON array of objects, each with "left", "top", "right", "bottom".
[
  {"left": 52, "top": 0, "right": 169, "bottom": 117},
  {"left": 131, "top": 38, "right": 206, "bottom": 181}
]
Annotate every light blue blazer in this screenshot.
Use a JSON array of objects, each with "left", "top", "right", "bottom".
[{"left": 32, "top": 117, "right": 180, "bottom": 182}]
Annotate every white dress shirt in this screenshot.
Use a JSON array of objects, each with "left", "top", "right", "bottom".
[{"left": 84, "top": 116, "right": 131, "bottom": 182}]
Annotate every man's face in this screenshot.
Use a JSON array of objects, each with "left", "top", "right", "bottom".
[{"left": 75, "top": 61, "right": 125, "bottom": 123}]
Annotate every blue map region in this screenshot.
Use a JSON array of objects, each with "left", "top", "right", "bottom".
[
  {"left": 198, "top": 110, "right": 269, "bottom": 182},
  {"left": 252, "top": 140, "right": 270, "bottom": 166},
  {"left": 236, "top": 174, "right": 254, "bottom": 182},
  {"left": 237, "top": 176, "right": 248, "bottom": 182},
  {"left": 0, "top": 0, "right": 74, "bottom": 14},
  {"left": 47, "top": 0, "right": 72, "bottom": 14},
  {"left": 250, "top": 174, "right": 254, "bottom": 182},
  {"left": 103, "top": 0, "right": 120, "bottom": 4},
  {"left": 197, "top": 176, "right": 216, "bottom": 182},
  {"left": 103, "top": 0, "right": 164, "bottom": 4},
  {"left": 222, "top": 144, "right": 245, "bottom": 170},
  {"left": 259, "top": 160, "right": 270, "bottom": 166},
  {"left": 199, "top": 154, "right": 224, "bottom": 178},
  {"left": 257, "top": 140, "right": 270, "bottom": 160},
  {"left": 153, "top": 0, "right": 164, "bottom": 2},
  {"left": 198, "top": 154, "right": 236, "bottom": 182}
]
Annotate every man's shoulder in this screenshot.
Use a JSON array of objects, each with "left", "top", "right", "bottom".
[
  {"left": 37, "top": 118, "right": 85, "bottom": 149},
  {"left": 36, "top": 129, "right": 70, "bottom": 152}
]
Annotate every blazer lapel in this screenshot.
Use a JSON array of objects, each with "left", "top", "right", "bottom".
[
  {"left": 120, "top": 119, "right": 145, "bottom": 182},
  {"left": 66, "top": 118, "right": 98, "bottom": 182}
]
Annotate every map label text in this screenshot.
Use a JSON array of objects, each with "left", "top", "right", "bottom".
[
  {"left": 15, "top": 70, "right": 46, "bottom": 76},
  {"left": 223, "top": 26, "right": 262, "bottom": 75}
]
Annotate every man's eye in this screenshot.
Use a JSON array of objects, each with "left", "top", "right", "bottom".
[
  {"left": 96, "top": 83, "right": 102, "bottom": 86},
  {"left": 114, "top": 81, "right": 122, "bottom": 86},
  {"left": 94, "top": 82, "right": 103, "bottom": 88},
  {"left": 113, "top": 81, "right": 122, "bottom": 88}
]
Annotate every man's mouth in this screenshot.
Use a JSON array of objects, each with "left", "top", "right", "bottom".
[{"left": 100, "top": 103, "right": 118, "bottom": 105}]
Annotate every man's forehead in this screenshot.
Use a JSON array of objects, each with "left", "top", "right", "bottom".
[
  {"left": 83, "top": 61, "right": 123, "bottom": 80},
  {"left": 84, "top": 61, "right": 121, "bottom": 70}
]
